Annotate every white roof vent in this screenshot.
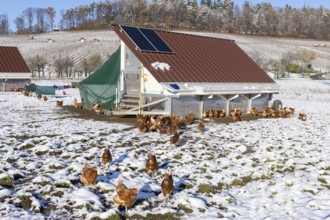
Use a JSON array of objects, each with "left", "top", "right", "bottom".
[{"left": 152, "top": 62, "right": 170, "bottom": 71}]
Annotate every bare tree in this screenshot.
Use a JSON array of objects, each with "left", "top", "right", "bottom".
[
  {"left": 45, "top": 7, "right": 56, "bottom": 31},
  {"left": 249, "top": 51, "right": 267, "bottom": 71},
  {"left": 35, "top": 8, "right": 46, "bottom": 33},
  {"left": 268, "top": 59, "right": 285, "bottom": 79},
  {"left": 14, "top": 16, "right": 25, "bottom": 34},
  {"left": 63, "top": 57, "right": 74, "bottom": 78},
  {"left": 296, "top": 49, "right": 317, "bottom": 74},
  {"left": 27, "top": 55, "right": 48, "bottom": 78},
  {"left": 23, "top": 8, "right": 35, "bottom": 33},
  {"left": 0, "top": 14, "right": 9, "bottom": 34},
  {"left": 54, "top": 56, "right": 65, "bottom": 78},
  {"left": 280, "top": 51, "right": 297, "bottom": 75},
  {"left": 81, "top": 58, "right": 90, "bottom": 77},
  {"left": 88, "top": 53, "right": 102, "bottom": 72}
]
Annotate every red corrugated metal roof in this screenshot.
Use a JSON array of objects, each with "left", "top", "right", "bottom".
[
  {"left": 112, "top": 25, "right": 275, "bottom": 84},
  {"left": 0, "top": 46, "right": 30, "bottom": 73}
]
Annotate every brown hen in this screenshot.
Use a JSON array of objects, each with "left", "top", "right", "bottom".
[
  {"left": 101, "top": 147, "right": 112, "bottom": 166},
  {"left": 170, "top": 132, "right": 180, "bottom": 146},
  {"left": 145, "top": 152, "right": 157, "bottom": 175},
  {"left": 197, "top": 122, "right": 205, "bottom": 132},
  {"left": 56, "top": 100, "right": 63, "bottom": 107},
  {"left": 161, "top": 170, "right": 174, "bottom": 203},
  {"left": 113, "top": 178, "right": 139, "bottom": 213},
  {"left": 80, "top": 165, "right": 97, "bottom": 188}
]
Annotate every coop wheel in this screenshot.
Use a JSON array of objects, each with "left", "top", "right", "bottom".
[{"left": 272, "top": 99, "right": 282, "bottom": 111}]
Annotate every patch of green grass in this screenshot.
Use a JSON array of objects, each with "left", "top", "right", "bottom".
[
  {"left": 235, "top": 155, "right": 242, "bottom": 160},
  {"left": 178, "top": 204, "right": 193, "bottom": 214},
  {"left": 129, "top": 213, "right": 182, "bottom": 220},
  {"left": 0, "top": 176, "right": 14, "bottom": 187},
  {"left": 55, "top": 182, "right": 71, "bottom": 188},
  {"left": 197, "top": 183, "right": 214, "bottom": 194},
  {"left": 84, "top": 155, "right": 95, "bottom": 160},
  {"left": 91, "top": 214, "right": 121, "bottom": 220},
  {"left": 256, "top": 174, "right": 272, "bottom": 181},
  {"left": 270, "top": 191, "right": 278, "bottom": 197},
  {"left": 20, "top": 143, "right": 35, "bottom": 150},
  {"left": 276, "top": 165, "right": 284, "bottom": 169},
  {"left": 218, "top": 213, "right": 225, "bottom": 218},
  {"left": 243, "top": 147, "right": 255, "bottom": 154},
  {"left": 36, "top": 150, "right": 49, "bottom": 156},
  {"left": 283, "top": 166, "right": 295, "bottom": 173},
  {"left": 285, "top": 182, "right": 294, "bottom": 187},
  {"left": 18, "top": 195, "right": 32, "bottom": 209},
  {"left": 41, "top": 187, "right": 54, "bottom": 196},
  {"left": 35, "top": 180, "right": 51, "bottom": 186},
  {"left": 49, "top": 165, "right": 64, "bottom": 170},
  {"left": 215, "top": 182, "right": 225, "bottom": 191},
  {"left": 226, "top": 198, "right": 235, "bottom": 204},
  {"left": 230, "top": 176, "right": 253, "bottom": 187},
  {"left": 185, "top": 183, "right": 193, "bottom": 189},
  {"left": 303, "top": 189, "right": 316, "bottom": 195},
  {"left": 205, "top": 175, "right": 213, "bottom": 180},
  {"left": 89, "top": 142, "right": 98, "bottom": 148},
  {"left": 198, "top": 208, "right": 206, "bottom": 213},
  {"left": 6, "top": 158, "right": 18, "bottom": 163},
  {"left": 318, "top": 178, "right": 327, "bottom": 184},
  {"left": 173, "top": 154, "right": 181, "bottom": 160},
  {"left": 52, "top": 191, "right": 64, "bottom": 197}
]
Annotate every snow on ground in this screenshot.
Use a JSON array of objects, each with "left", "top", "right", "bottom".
[{"left": 0, "top": 77, "right": 329, "bottom": 220}]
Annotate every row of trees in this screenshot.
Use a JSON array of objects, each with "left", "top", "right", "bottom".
[
  {"left": 0, "top": 7, "right": 56, "bottom": 34},
  {"left": 0, "top": 0, "right": 329, "bottom": 39},
  {"left": 27, "top": 54, "right": 102, "bottom": 79},
  {"left": 53, "top": 0, "right": 330, "bottom": 39}
]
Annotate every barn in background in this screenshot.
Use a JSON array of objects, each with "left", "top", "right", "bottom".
[
  {"left": 80, "top": 25, "right": 279, "bottom": 118},
  {"left": 0, "top": 46, "right": 31, "bottom": 91}
]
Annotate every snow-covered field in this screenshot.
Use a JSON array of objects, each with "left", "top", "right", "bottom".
[
  {"left": 1, "top": 30, "right": 330, "bottom": 74},
  {"left": 0, "top": 77, "right": 329, "bottom": 220}
]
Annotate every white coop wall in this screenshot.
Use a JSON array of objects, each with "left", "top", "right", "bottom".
[
  {"left": 171, "top": 96, "right": 202, "bottom": 117},
  {"left": 203, "top": 96, "right": 227, "bottom": 111}
]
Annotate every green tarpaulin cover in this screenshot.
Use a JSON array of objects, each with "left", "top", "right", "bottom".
[
  {"left": 36, "top": 86, "right": 55, "bottom": 95},
  {"left": 79, "top": 47, "right": 121, "bottom": 110},
  {"left": 24, "top": 83, "right": 37, "bottom": 92}
]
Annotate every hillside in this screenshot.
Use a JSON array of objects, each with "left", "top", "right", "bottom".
[{"left": 1, "top": 30, "right": 330, "bottom": 76}]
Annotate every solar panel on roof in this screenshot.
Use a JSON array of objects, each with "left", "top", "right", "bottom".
[
  {"left": 139, "top": 28, "right": 173, "bottom": 54},
  {"left": 120, "top": 25, "right": 173, "bottom": 54},
  {"left": 121, "top": 25, "right": 157, "bottom": 52}
]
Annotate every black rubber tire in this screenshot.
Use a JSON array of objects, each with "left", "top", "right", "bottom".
[{"left": 272, "top": 99, "right": 282, "bottom": 111}]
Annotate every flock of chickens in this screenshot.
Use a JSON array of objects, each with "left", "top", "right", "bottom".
[
  {"left": 20, "top": 89, "right": 309, "bottom": 215},
  {"left": 136, "top": 113, "right": 205, "bottom": 147},
  {"left": 202, "top": 106, "right": 307, "bottom": 121},
  {"left": 22, "top": 90, "right": 66, "bottom": 107},
  {"left": 79, "top": 147, "right": 173, "bottom": 214}
]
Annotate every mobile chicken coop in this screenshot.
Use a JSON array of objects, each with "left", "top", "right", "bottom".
[{"left": 79, "top": 25, "right": 279, "bottom": 118}]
